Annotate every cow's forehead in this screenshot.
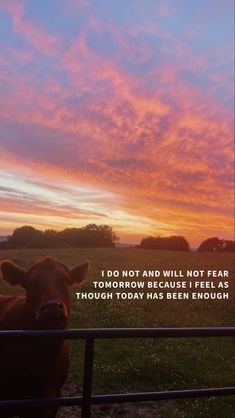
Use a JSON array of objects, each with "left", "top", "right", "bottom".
[{"left": 27, "top": 256, "right": 70, "bottom": 278}]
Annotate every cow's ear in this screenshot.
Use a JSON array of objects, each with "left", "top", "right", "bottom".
[
  {"left": 69, "top": 261, "right": 90, "bottom": 286},
  {"left": 0, "top": 260, "right": 27, "bottom": 288}
]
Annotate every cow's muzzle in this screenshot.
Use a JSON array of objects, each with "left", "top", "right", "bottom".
[
  {"left": 40, "top": 300, "right": 64, "bottom": 312},
  {"left": 37, "top": 300, "right": 68, "bottom": 328}
]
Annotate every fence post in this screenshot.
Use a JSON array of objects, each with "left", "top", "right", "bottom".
[{"left": 81, "top": 337, "right": 95, "bottom": 418}]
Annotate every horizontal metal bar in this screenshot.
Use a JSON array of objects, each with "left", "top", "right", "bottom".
[
  {"left": 0, "top": 327, "right": 234, "bottom": 339},
  {"left": 0, "top": 387, "right": 234, "bottom": 409},
  {"left": 0, "top": 397, "right": 82, "bottom": 408},
  {"left": 92, "top": 387, "right": 235, "bottom": 404}
]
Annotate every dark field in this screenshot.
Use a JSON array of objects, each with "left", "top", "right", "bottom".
[{"left": 0, "top": 248, "right": 234, "bottom": 418}]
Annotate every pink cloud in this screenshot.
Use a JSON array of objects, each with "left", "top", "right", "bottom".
[{"left": 0, "top": 0, "right": 58, "bottom": 55}]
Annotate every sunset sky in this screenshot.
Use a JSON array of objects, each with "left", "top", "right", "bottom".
[{"left": 0, "top": 0, "right": 234, "bottom": 246}]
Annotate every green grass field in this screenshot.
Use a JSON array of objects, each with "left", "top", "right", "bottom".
[{"left": 0, "top": 248, "right": 234, "bottom": 418}]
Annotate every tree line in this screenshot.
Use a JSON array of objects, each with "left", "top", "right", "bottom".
[
  {"left": 0, "top": 225, "right": 234, "bottom": 251},
  {"left": 0, "top": 225, "right": 118, "bottom": 249},
  {"left": 139, "top": 235, "right": 234, "bottom": 252}
]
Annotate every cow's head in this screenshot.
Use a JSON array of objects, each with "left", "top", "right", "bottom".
[{"left": 0, "top": 257, "right": 90, "bottom": 329}]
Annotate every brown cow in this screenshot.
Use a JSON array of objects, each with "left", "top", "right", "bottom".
[{"left": 0, "top": 256, "right": 90, "bottom": 418}]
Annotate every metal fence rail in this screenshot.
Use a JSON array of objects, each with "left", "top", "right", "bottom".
[{"left": 0, "top": 327, "right": 234, "bottom": 418}]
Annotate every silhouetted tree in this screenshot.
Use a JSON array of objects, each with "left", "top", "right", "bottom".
[
  {"left": 198, "top": 237, "right": 235, "bottom": 252},
  {"left": 57, "top": 228, "right": 81, "bottom": 247},
  {"left": 223, "top": 240, "right": 235, "bottom": 252},
  {"left": 7, "top": 226, "right": 41, "bottom": 248},
  {"left": 82, "top": 224, "right": 118, "bottom": 247},
  {"left": 140, "top": 235, "right": 190, "bottom": 251},
  {"left": 43, "top": 229, "right": 58, "bottom": 247},
  {"left": 27, "top": 232, "right": 51, "bottom": 248}
]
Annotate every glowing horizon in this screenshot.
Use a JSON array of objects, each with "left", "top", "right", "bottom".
[{"left": 0, "top": 0, "right": 234, "bottom": 247}]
